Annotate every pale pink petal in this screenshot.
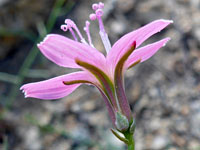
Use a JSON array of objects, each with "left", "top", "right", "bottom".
[
  {"left": 125, "top": 38, "right": 170, "bottom": 69},
  {"left": 107, "top": 19, "right": 173, "bottom": 71},
  {"left": 20, "top": 71, "right": 97, "bottom": 100},
  {"left": 38, "top": 34, "right": 106, "bottom": 70}
]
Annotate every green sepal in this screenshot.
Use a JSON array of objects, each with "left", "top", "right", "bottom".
[
  {"left": 110, "top": 128, "right": 129, "bottom": 144},
  {"left": 115, "top": 112, "right": 129, "bottom": 132},
  {"left": 129, "top": 118, "right": 136, "bottom": 134},
  {"left": 128, "top": 59, "right": 141, "bottom": 69},
  {"left": 114, "top": 41, "right": 136, "bottom": 120}
]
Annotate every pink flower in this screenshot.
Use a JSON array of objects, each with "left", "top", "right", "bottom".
[{"left": 21, "top": 2, "right": 172, "bottom": 129}]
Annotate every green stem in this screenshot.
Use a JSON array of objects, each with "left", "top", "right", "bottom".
[{"left": 124, "top": 132, "right": 135, "bottom": 150}]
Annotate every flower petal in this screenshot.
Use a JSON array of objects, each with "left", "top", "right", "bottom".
[
  {"left": 107, "top": 19, "right": 173, "bottom": 70},
  {"left": 20, "top": 71, "right": 96, "bottom": 100},
  {"left": 125, "top": 38, "right": 170, "bottom": 69},
  {"left": 38, "top": 34, "right": 106, "bottom": 70}
]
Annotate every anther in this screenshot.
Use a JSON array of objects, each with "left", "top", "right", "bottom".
[
  {"left": 61, "top": 25, "right": 68, "bottom": 32},
  {"left": 98, "top": 2, "right": 104, "bottom": 9},
  {"left": 65, "top": 19, "right": 88, "bottom": 44},
  {"left": 96, "top": 9, "right": 103, "bottom": 17},
  {"left": 89, "top": 13, "right": 97, "bottom": 21},
  {"left": 61, "top": 22, "right": 78, "bottom": 41},
  {"left": 86, "top": 20, "right": 90, "bottom": 26},
  {"left": 92, "top": 3, "right": 99, "bottom": 10},
  {"left": 65, "top": 19, "right": 75, "bottom": 28}
]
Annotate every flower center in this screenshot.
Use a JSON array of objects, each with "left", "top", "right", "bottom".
[{"left": 60, "top": 2, "right": 112, "bottom": 53}]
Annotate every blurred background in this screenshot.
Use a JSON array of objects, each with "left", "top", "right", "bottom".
[{"left": 0, "top": 0, "right": 200, "bottom": 149}]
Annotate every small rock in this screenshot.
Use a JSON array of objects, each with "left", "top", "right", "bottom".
[
  {"left": 24, "top": 127, "right": 42, "bottom": 150},
  {"left": 172, "top": 134, "right": 186, "bottom": 147},
  {"left": 50, "top": 140, "right": 71, "bottom": 150},
  {"left": 81, "top": 100, "right": 97, "bottom": 112},
  {"left": 82, "top": 111, "right": 108, "bottom": 126},
  {"left": 110, "top": 20, "right": 126, "bottom": 35},
  {"left": 151, "top": 136, "right": 169, "bottom": 149},
  {"left": 117, "top": 0, "right": 135, "bottom": 12},
  {"left": 190, "top": 109, "right": 200, "bottom": 138},
  {"left": 188, "top": 140, "right": 200, "bottom": 149},
  {"left": 181, "top": 105, "right": 190, "bottom": 115}
]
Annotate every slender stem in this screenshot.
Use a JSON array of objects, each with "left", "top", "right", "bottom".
[
  {"left": 124, "top": 132, "right": 135, "bottom": 150},
  {"left": 46, "top": 0, "right": 66, "bottom": 33}
]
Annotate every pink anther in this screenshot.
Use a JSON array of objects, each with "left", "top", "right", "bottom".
[
  {"left": 64, "top": 19, "right": 87, "bottom": 44},
  {"left": 96, "top": 9, "right": 103, "bottom": 17},
  {"left": 89, "top": 13, "right": 97, "bottom": 21},
  {"left": 92, "top": 3, "right": 99, "bottom": 10},
  {"left": 98, "top": 2, "right": 104, "bottom": 9},
  {"left": 61, "top": 25, "right": 68, "bottom": 32},
  {"left": 86, "top": 20, "right": 90, "bottom": 26},
  {"left": 65, "top": 19, "right": 75, "bottom": 28},
  {"left": 61, "top": 19, "right": 78, "bottom": 41}
]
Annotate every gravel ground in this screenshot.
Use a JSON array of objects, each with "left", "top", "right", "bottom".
[{"left": 0, "top": 0, "right": 200, "bottom": 150}]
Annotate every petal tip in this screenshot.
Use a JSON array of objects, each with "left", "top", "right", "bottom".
[
  {"left": 37, "top": 41, "right": 45, "bottom": 49},
  {"left": 24, "top": 94, "right": 29, "bottom": 98},
  {"left": 166, "top": 37, "right": 171, "bottom": 41},
  {"left": 162, "top": 37, "right": 171, "bottom": 47},
  {"left": 37, "top": 34, "right": 53, "bottom": 48},
  {"left": 20, "top": 84, "right": 26, "bottom": 91},
  {"left": 22, "top": 91, "right": 28, "bottom": 98},
  {"left": 37, "top": 43, "right": 42, "bottom": 48},
  {"left": 160, "top": 19, "right": 174, "bottom": 25}
]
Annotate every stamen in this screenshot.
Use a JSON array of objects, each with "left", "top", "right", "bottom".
[
  {"left": 95, "top": 8, "right": 112, "bottom": 53},
  {"left": 69, "top": 28, "right": 78, "bottom": 41},
  {"left": 84, "top": 21, "right": 94, "bottom": 47},
  {"left": 89, "top": 2, "right": 112, "bottom": 53},
  {"left": 61, "top": 24, "right": 78, "bottom": 41},
  {"left": 65, "top": 19, "right": 88, "bottom": 44}
]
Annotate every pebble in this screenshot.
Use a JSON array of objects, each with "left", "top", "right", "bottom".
[
  {"left": 117, "top": 0, "right": 135, "bottom": 12},
  {"left": 110, "top": 20, "right": 126, "bottom": 35},
  {"left": 82, "top": 111, "right": 108, "bottom": 126},
  {"left": 151, "top": 136, "right": 169, "bottom": 149},
  {"left": 24, "top": 127, "right": 42, "bottom": 150},
  {"left": 190, "top": 104, "right": 200, "bottom": 138}
]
